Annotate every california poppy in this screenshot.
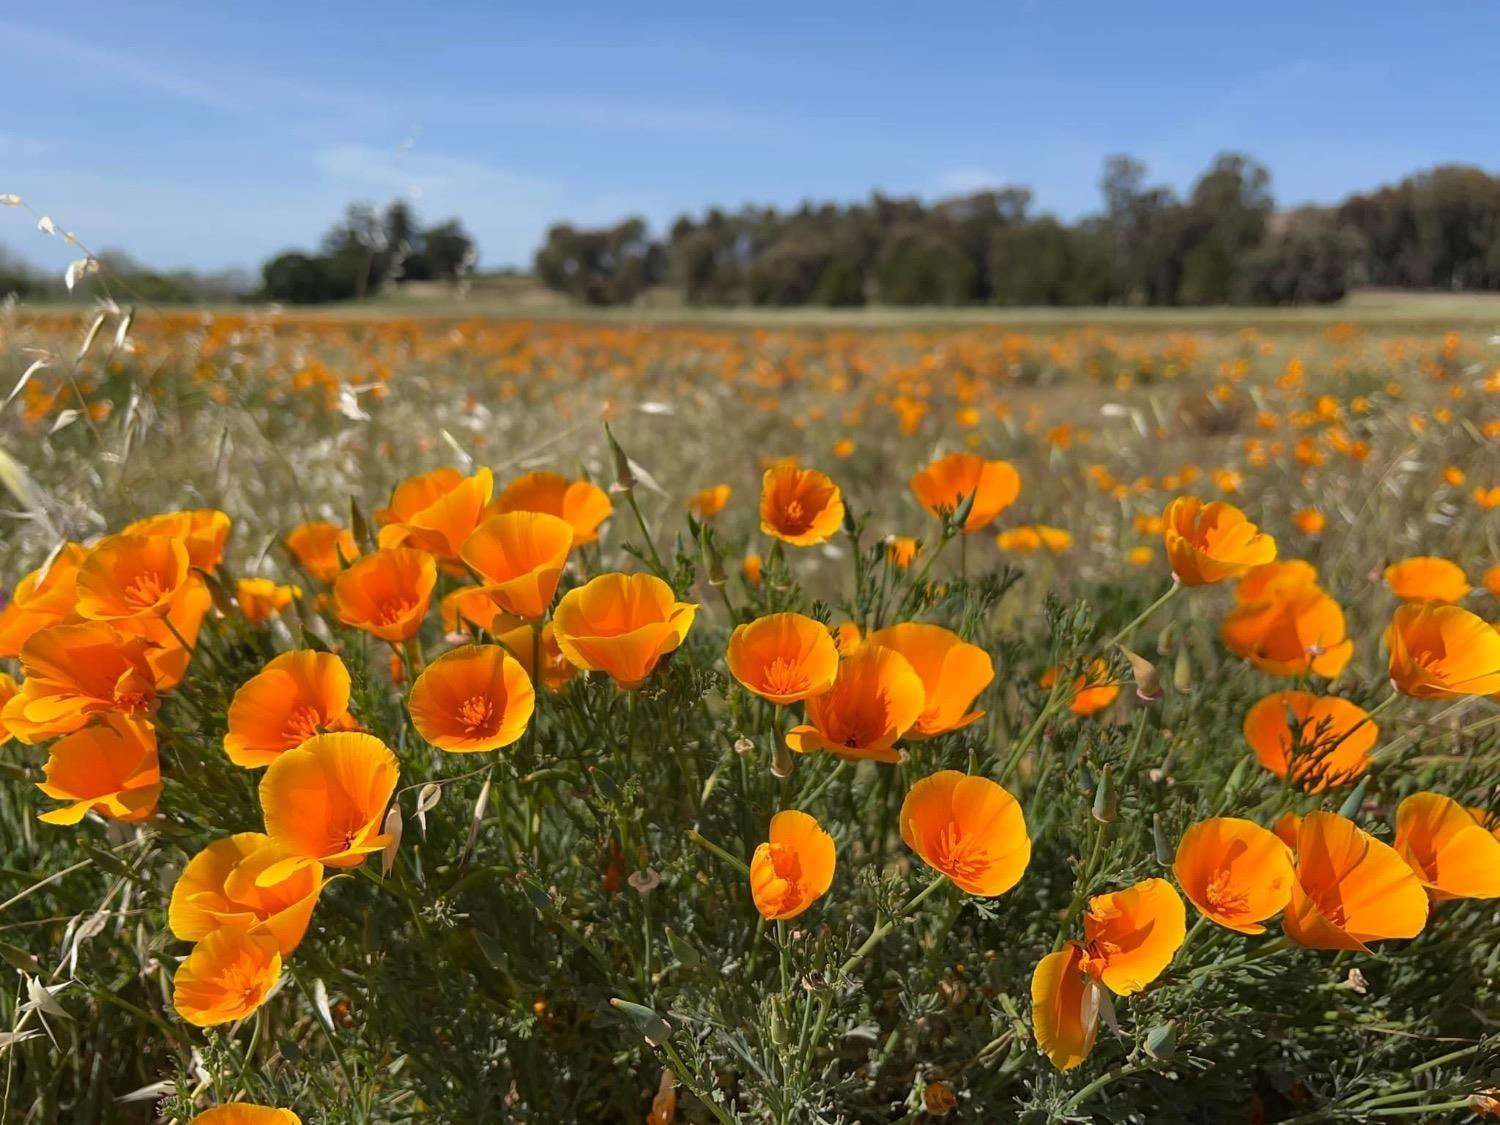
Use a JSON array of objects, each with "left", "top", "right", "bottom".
[
  {"left": 375, "top": 467, "right": 465, "bottom": 525},
  {"left": 224, "top": 651, "right": 357, "bottom": 768},
  {"left": 1243, "top": 691, "right": 1376, "bottom": 792},
  {"left": 1030, "top": 942, "right": 1099, "bottom": 1071},
  {"left": 886, "top": 536, "right": 920, "bottom": 568},
  {"left": 1173, "top": 817, "right": 1294, "bottom": 933},
  {"left": 0, "top": 542, "right": 88, "bottom": 657},
  {"left": 996, "top": 525, "right": 1072, "bottom": 552},
  {"left": 759, "top": 465, "right": 845, "bottom": 546},
  {"left": 1079, "top": 878, "right": 1186, "bottom": 995},
  {"left": 552, "top": 573, "right": 697, "bottom": 689},
  {"left": 258, "top": 732, "right": 399, "bottom": 874},
  {"left": 35, "top": 713, "right": 160, "bottom": 825},
  {"left": 189, "top": 1106, "right": 301, "bottom": 1125},
  {"left": 749, "top": 810, "right": 836, "bottom": 921},
  {"left": 408, "top": 643, "right": 535, "bottom": 752},
  {"left": 2, "top": 622, "right": 159, "bottom": 743},
  {"left": 831, "top": 621, "right": 862, "bottom": 656},
  {"left": 490, "top": 470, "right": 613, "bottom": 545},
  {"left": 285, "top": 520, "right": 360, "bottom": 583},
  {"left": 169, "top": 832, "right": 324, "bottom": 954},
  {"left": 493, "top": 617, "right": 576, "bottom": 693},
  {"left": 1385, "top": 604, "right": 1500, "bottom": 698},
  {"left": 235, "top": 578, "right": 300, "bottom": 624},
  {"left": 172, "top": 927, "right": 281, "bottom": 1028},
  {"left": 1162, "top": 497, "right": 1277, "bottom": 585},
  {"left": 1033, "top": 878, "right": 1184, "bottom": 1071},
  {"left": 459, "top": 511, "right": 573, "bottom": 620},
  {"left": 1041, "top": 660, "right": 1120, "bottom": 717},
  {"left": 0, "top": 673, "right": 15, "bottom": 744},
  {"left": 742, "top": 555, "right": 763, "bottom": 587},
  {"left": 688, "top": 484, "right": 731, "bottom": 519},
  {"left": 75, "top": 534, "right": 193, "bottom": 622},
  {"left": 1222, "top": 568, "right": 1352, "bottom": 678},
  {"left": 785, "top": 643, "right": 925, "bottom": 763},
  {"left": 1283, "top": 811, "right": 1428, "bottom": 951},
  {"left": 441, "top": 586, "right": 507, "bottom": 635},
  {"left": 333, "top": 547, "right": 437, "bottom": 642},
  {"left": 1384, "top": 556, "right": 1470, "bottom": 604},
  {"left": 378, "top": 466, "right": 493, "bottom": 561},
  {"left": 123, "top": 508, "right": 232, "bottom": 572},
  {"left": 1393, "top": 792, "right": 1500, "bottom": 901},
  {"left": 910, "top": 453, "right": 1020, "bottom": 532},
  {"left": 868, "top": 623, "right": 993, "bottom": 737},
  {"left": 726, "top": 612, "right": 840, "bottom": 705},
  {"left": 898, "top": 771, "right": 1029, "bottom": 896}
]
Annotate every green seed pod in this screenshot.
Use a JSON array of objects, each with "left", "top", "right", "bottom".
[
  {"left": 1153, "top": 814, "right": 1174, "bottom": 866},
  {"left": 1173, "top": 645, "right": 1193, "bottom": 693},
  {"left": 1144, "top": 1022, "right": 1177, "bottom": 1060},
  {"left": 1338, "top": 777, "right": 1370, "bottom": 821},
  {"left": 1092, "top": 765, "right": 1117, "bottom": 824}
]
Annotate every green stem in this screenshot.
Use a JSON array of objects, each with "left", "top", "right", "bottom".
[
  {"left": 622, "top": 487, "right": 667, "bottom": 577},
  {"left": 1103, "top": 580, "right": 1181, "bottom": 651},
  {"left": 687, "top": 830, "right": 751, "bottom": 877}
]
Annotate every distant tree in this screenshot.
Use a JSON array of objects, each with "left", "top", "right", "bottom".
[
  {"left": 534, "top": 218, "right": 666, "bottom": 305},
  {"left": 1238, "top": 211, "right": 1368, "bottom": 304},
  {"left": 260, "top": 252, "right": 355, "bottom": 304},
  {"left": 1177, "top": 153, "right": 1274, "bottom": 304},
  {"left": 876, "top": 225, "right": 975, "bottom": 305}
]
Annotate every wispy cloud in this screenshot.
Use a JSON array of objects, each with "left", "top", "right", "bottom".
[{"left": 450, "top": 93, "right": 782, "bottom": 139}]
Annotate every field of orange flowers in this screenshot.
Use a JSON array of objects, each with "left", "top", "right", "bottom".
[{"left": 0, "top": 305, "right": 1498, "bottom": 1123}]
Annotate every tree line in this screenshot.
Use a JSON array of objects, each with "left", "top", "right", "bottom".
[{"left": 534, "top": 156, "right": 1500, "bottom": 307}]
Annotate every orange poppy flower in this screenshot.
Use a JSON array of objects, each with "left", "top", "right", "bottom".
[
  {"left": 35, "top": 713, "right": 160, "bottom": 825},
  {"left": 898, "top": 771, "right": 1029, "bottom": 895},
  {"left": 189, "top": 1106, "right": 302, "bottom": 1125},
  {"left": 1221, "top": 570, "right": 1352, "bottom": 678},
  {"left": 123, "top": 508, "right": 232, "bottom": 572},
  {"left": 0, "top": 673, "right": 14, "bottom": 744},
  {"left": 224, "top": 651, "right": 357, "bottom": 768},
  {"left": 285, "top": 520, "right": 361, "bottom": 583},
  {"left": 551, "top": 573, "right": 697, "bottom": 689},
  {"left": 1041, "top": 660, "right": 1120, "bottom": 717},
  {"left": 1, "top": 622, "right": 159, "bottom": 743},
  {"left": 375, "top": 466, "right": 465, "bottom": 525},
  {"left": 868, "top": 623, "right": 993, "bottom": 737},
  {"left": 1242, "top": 691, "right": 1376, "bottom": 791},
  {"left": 885, "top": 536, "right": 920, "bottom": 568},
  {"left": 459, "top": 511, "right": 574, "bottom": 620},
  {"left": 910, "top": 453, "right": 1020, "bottom": 532},
  {"left": 1282, "top": 811, "right": 1428, "bottom": 951},
  {"left": 407, "top": 643, "right": 535, "bottom": 753},
  {"left": 74, "top": 534, "right": 193, "bottom": 622},
  {"left": 172, "top": 927, "right": 281, "bottom": 1028},
  {"left": 831, "top": 622, "right": 862, "bottom": 655},
  {"left": 1385, "top": 603, "right": 1500, "bottom": 698},
  {"left": 169, "top": 832, "right": 325, "bottom": 954},
  {"left": 1294, "top": 509, "right": 1326, "bottom": 535},
  {"left": 785, "top": 643, "right": 925, "bottom": 763},
  {"left": 1079, "top": 878, "right": 1186, "bottom": 996},
  {"left": 333, "top": 547, "right": 437, "bottom": 642},
  {"left": 1173, "top": 817, "right": 1294, "bottom": 934},
  {"left": 1485, "top": 565, "right": 1500, "bottom": 598},
  {"left": 0, "top": 543, "right": 88, "bottom": 657},
  {"left": 235, "top": 578, "right": 300, "bottom": 624},
  {"left": 749, "top": 810, "right": 836, "bottom": 921},
  {"left": 759, "top": 465, "right": 845, "bottom": 546},
  {"left": 1384, "top": 556, "right": 1470, "bottom": 604},
  {"left": 1393, "top": 792, "right": 1500, "bottom": 901},
  {"left": 258, "top": 732, "right": 399, "bottom": 873},
  {"left": 996, "top": 525, "right": 1073, "bottom": 553},
  {"left": 726, "top": 612, "right": 840, "bottom": 705},
  {"left": 1273, "top": 810, "right": 1301, "bottom": 848},
  {"left": 490, "top": 470, "right": 613, "bottom": 545},
  {"left": 1030, "top": 941, "right": 1100, "bottom": 1071},
  {"left": 1161, "top": 496, "right": 1277, "bottom": 585},
  {"left": 742, "top": 555, "right": 763, "bottom": 587},
  {"left": 377, "top": 467, "right": 494, "bottom": 561},
  {"left": 441, "top": 586, "right": 507, "bottom": 635},
  {"left": 492, "top": 617, "right": 576, "bottom": 693},
  {"left": 688, "top": 484, "right": 731, "bottom": 519}
]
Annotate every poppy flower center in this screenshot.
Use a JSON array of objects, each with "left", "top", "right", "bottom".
[
  {"left": 761, "top": 656, "right": 810, "bottom": 697},
  {"left": 124, "top": 570, "right": 172, "bottom": 609},
  {"left": 221, "top": 960, "right": 268, "bottom": 1008},
  {"left": 934, "top": 823, "right": 990, "bottom": 884},
  {"left": 782, "top": 499, "right": 808, "bottom": 528},
  {"left": 764, "top": 843, "right": 805, "bottom": 911},
  {"left": 283, "top": 705, "right": 324, "bottom": 746},
  {"left": 456, "top": 694, "right": 497, "bottom": 734},
  {"left": 1204, "top": 868, "right": 1251, "bottom": 917},
  {"left": 375, "top": 595, "right": 417, "bottom": 626}
]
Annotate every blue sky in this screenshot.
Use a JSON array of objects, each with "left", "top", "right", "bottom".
[{"left": 2, "top": 2, "right": 1493, "bottom": 274}]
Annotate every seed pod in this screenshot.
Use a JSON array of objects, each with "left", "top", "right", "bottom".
[
  {"left": 1173, "top": 645, "right": 1193, "bottom": 693},
  {"left": 1338, "top": 777, "right": 1370, "bottom": 821},
  {"left": 610, "top": 998, "right": 672, "bottom": 1047},
  {"left": 1119, "top": 644, "right": 1162, "bottom": 702},
  {"left": 604, "top": 423, "right": 636, "bottom": 492},
  {"left": 701, "top": 530, "right": 728, "bottom": 587},
  {"left": 949, "top": 488, "right": 977, "bottom": 532},
  {"left": 771, "top": 739, "right": 795, "bottom": 780},
  {"left": 1152, "top": 814, "right": 1173, "bottom": 866},
  {"left": 1092, "top": 765, "right": 1117, "bottom": 824},
  {"left": 1144, "top": 1022, "right": 1177, "bottom": 1060}
]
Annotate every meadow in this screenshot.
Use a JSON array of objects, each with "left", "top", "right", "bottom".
[{"left": 0, "top": 299, "right": 1498, "bottom": 1123}]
